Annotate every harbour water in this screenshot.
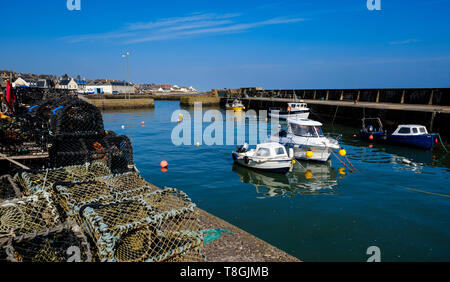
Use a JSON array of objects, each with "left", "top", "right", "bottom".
[{"left": 102, "top": 101, "right": 450, "bottom": 262}]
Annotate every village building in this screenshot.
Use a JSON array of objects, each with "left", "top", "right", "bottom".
[
  {"left": 85, "top": 81, "right": 135, "bottom": 95},
  {"left": 56, "top": 78, "right": 78, "bottom": 90}
]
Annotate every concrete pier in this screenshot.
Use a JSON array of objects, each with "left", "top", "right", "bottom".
[
  {"left": 217, "top": 92, "right": 450, "bottom": 142},
  {"left": 85, "top": 98, "right": 154, "bottom": 110},
  {"left": 199, "top": 209, "right": 300, "bottom": 262}
]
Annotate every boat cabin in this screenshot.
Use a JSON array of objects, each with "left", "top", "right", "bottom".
[
  {"left": 392, "top": 125, "right": 429, "bottom": 136},
  {"left": 287, "top": 103, "right": 308, "bottom": 111},
  {"left": 254, "top": 143, "right": 289, "bottom": 158},
  {"left": 287, "top": 118, "right": 324, "bottom": 138}
]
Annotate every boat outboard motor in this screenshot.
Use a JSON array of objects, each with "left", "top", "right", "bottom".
[{"left": 237, "top": 143, "right": 249, "bottom": 153}]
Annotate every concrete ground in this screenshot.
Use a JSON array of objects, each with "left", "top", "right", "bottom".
[{"left": 198, "top": 209, "right": 300, "bottom": 262}]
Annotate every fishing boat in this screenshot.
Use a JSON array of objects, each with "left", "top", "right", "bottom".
[
  {"left": 269, "top": 102, "right": 310, "bottom": 120},
  {"left": 232, "top": 142, "right": 294, "bottom": 174},
  {"left": 225, "top": 99, "right": 245, "bottom": 112},
  {"left": 271, "top": 117, "right": 340, "bottom": 162},
  {"left": 360, "top": 118, "right": 438, "bottom": 150}
]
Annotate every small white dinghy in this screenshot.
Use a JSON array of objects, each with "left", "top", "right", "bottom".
[{"left": 232, "top": 142, "right": 294, "bottom": 174}]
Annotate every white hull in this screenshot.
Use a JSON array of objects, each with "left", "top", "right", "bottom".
[
  {"left": 234, "top": 157, "right": 292, "bottom": 172},
  {"left": 271, "top": 136, "right": 339, "bottom": 162},
  {"left": 291, "top": 146, "right": 331, "bottom": 162}
]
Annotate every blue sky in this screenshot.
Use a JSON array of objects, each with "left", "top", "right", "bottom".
[{"left": 1, "top": 0, "right": 449, "bottom": 90}]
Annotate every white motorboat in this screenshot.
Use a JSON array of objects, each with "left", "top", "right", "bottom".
[
  {"left": 271, "top": 117, "right": 340, "bottom": 162},
  {"left": 269, "top": 102, "right": 310, "bottom": 120},
  {"left": 232, "top": 142, "right": 294, "bottom": 174}
]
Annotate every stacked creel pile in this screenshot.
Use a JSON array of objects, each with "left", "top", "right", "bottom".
[
  {"left": 26, "top": 97, "right": 133, "bottom": 174},
  {"left": 0, "top": 113, "right": 49, "bottom": 156},
  {"left": 49, "top": 135, "right": 134, "bottom": 174},
  {"left": 30, "top": 97, "right": 105, "bottom": 139},
  {"left": 15, "top": 161, "right": 113, "bottom": 195},
  {"left": 0, "top": 191, "right": 62, "bottom": 240},
  {"left": 2, "top": 222, "right": 92, "bottom": 262},
  {"left": 3, "top": 163, "right": 205, "bottom": 262},
  {"left": 2, "top": 91, "right": 204, "bottom": 262}
]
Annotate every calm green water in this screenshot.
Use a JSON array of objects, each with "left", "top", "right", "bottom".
[{"left": 102, "top": 101, "right": 450, "bottom": 262}]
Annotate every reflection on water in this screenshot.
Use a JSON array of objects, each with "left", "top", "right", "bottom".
[{"left": 232, "top": 160, "right": 339, "bottom": 198}]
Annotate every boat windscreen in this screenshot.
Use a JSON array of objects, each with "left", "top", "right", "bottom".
[{"left": 290, "top": 124, "right": 324, "bottom": 137}]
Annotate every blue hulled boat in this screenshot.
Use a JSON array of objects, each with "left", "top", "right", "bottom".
[{"left": 360, "top": 118, "right": 438, "bottom": 150}]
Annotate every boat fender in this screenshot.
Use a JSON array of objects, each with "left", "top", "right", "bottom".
[{"left": 289, "top": 148, "right": 294, "bottom": 159}]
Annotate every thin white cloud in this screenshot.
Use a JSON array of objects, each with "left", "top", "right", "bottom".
[
  {"left": 62, "top": 13, "right": 306, "bottom": 44},
  {"left": 127, "top": 17, "right": 306, "bottom": 44},
  {"left": 389, "top": 39, "right": 421, "bottom": 45},
  {"left": 126, "top": 13, "right": 241, "bottom": 31}
]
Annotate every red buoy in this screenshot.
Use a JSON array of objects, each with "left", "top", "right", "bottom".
[
  {"left": 369, "top": 135, "right": 374, "bottom": 140},
  {"left": 160, "top": 160, "right": 168, "bottom": 168}
]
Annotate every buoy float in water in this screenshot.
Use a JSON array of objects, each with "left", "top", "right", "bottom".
[
  {"left": 306, "top": 150, "right": 313, "bottom": 158},
  {"left": 160, "top": 160, "right": 168, "bottom": 168},
  {"left": 338, "top": 167, "right": 346, "bottom": 175},
  {"left": 339, "top": 148, "right": 347, "bottom": 157},
  {"left": 369, "top": 135, "right": 374, "bottom": 140},
  {"left": 369, "top": 144, "right": 373, "bottom": 148},
  {"left": 141, "top": 121, "right": 145, "bottom": 126},
  {"left": 304, "top": 170, "right": 313, "bottom": 179}
]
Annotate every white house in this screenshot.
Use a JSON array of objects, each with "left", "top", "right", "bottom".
[
  {"left": 13, "top": 77, "right": 30, "bottom": 87},
  {"left": 85, "top": 81, "right": 135, "bottom": 95},
  {"left": 56, "top": 78, "right": 78, "bottom": 90}
]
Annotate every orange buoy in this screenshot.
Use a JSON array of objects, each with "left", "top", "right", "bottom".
[
  {"left": 141, "top": 121, "right": 145, "bottom": 126},
  {"left": 160, "top": 160, "right": 168, "bottom": 168}
]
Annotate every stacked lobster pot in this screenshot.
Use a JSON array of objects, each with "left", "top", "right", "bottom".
[
  {"left": 0, "top": 189, "right": 92, "bottom": 262},
  {"left": 9, "top": 165, "right": 205, "bottom": 262},
  {"left": 29, "top": 98, "right": 134, "bottom": 174},
  {"left": 1, "top": 94, "right": 205, "bottom": 262},
  {"left": 50, "top": 172, "right": 204, "bottom": 262}
]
